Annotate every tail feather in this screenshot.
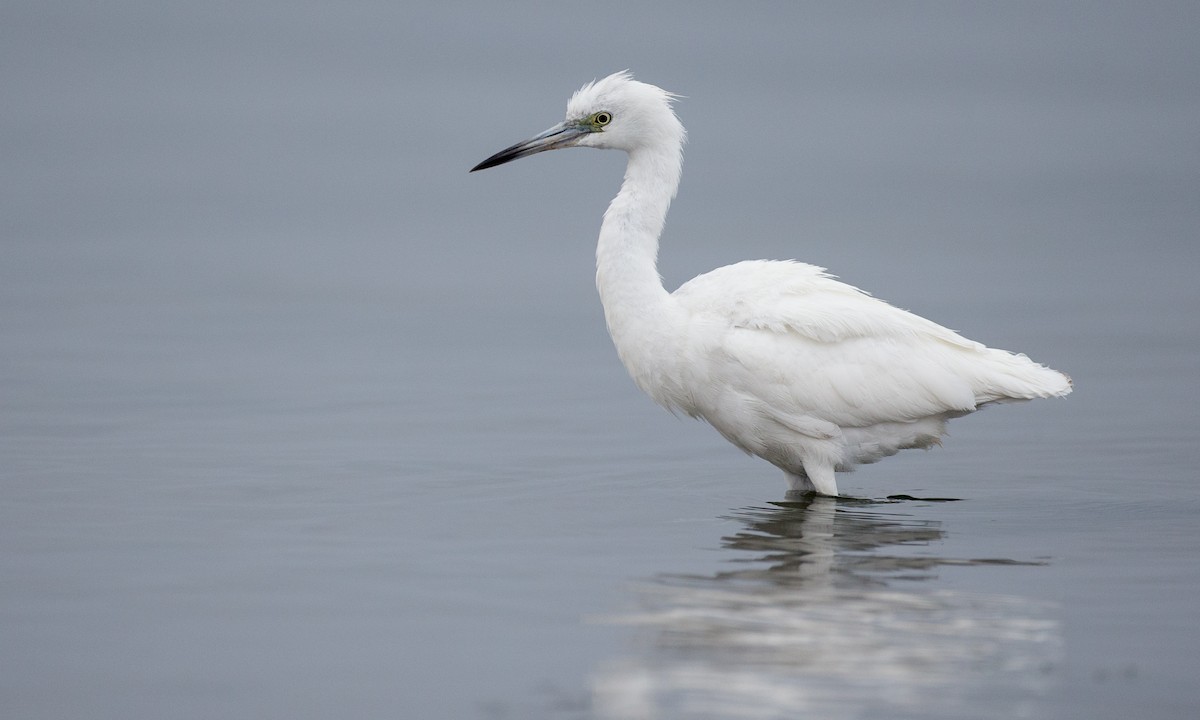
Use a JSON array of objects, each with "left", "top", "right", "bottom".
[{"left": 974, "top": 349, "right": 1072, "bottom": 404}]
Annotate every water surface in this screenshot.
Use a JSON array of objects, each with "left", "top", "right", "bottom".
[{"left": 3, "top": 3, "right": 1199, "bottom": 719}]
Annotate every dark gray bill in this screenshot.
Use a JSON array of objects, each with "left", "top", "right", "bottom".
[{"left": 470, "top": 122, "right": 589, "bottom": 172}]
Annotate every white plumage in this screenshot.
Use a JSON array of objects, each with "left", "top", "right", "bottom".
[{"left": 471, "top": 71, "right": 1071, "bottom": 496}]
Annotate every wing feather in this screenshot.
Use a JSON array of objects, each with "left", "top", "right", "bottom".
[{"left": 672, "top": 260, "right": 1065, "bottom": 430}]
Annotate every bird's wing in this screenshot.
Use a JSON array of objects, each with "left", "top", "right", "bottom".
[
  {"left": 673, "top": 260, "right": 980, "bottom": 349},
  {"left": 671, "top": 260, "right": 1035, "bottom": 429}
]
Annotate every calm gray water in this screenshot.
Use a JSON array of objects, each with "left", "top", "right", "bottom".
[{"left": 3, "top": 3, "right": 1199, "bottom": 718}]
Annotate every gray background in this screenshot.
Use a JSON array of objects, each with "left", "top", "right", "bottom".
[{"left": 3, "top": 2, "right": 1198, "bottom": 719}]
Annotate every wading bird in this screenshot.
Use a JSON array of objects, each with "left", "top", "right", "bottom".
[{"left": 471, "top": 72, "right": 1071, "bottom": 496}]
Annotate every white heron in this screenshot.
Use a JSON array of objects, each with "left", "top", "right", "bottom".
[{"left": 470, "top": 71, "right": 1071, "bottom": 496}]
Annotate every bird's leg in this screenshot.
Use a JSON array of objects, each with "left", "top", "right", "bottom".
[
  {"left": 785, "top": 468, "right": 839, "bottom": 497},
  {"left": 807, "top": 466, "right": 839, "bottom": 497},
  {"left": 785, "top": 471, "right": 816, "bottom": 494}
]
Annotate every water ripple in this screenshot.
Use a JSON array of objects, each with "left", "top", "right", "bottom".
[{"left": 589, "top": 498, "right": 1061, "bottom": 720}]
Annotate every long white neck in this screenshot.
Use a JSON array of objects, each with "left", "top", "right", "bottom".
[{"left": 595, "top": 142, "right": 685, "bottom": 404}]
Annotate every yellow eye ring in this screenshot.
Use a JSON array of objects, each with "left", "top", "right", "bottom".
[{"left": 594, "top": 112, "right": 612, "bottom": 126}]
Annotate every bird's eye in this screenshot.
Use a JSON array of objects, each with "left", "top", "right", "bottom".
[{"left": 594, "top": 112, "right": 612, "bottom": 126}]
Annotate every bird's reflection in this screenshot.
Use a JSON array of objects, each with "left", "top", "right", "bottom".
[{"left": 589, "top": 496, "right": 1060, "bottom": 720}]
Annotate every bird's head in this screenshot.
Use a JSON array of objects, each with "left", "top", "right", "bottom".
[{"left": 470, "top": 71, "right": 685, "bottom": 172}]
